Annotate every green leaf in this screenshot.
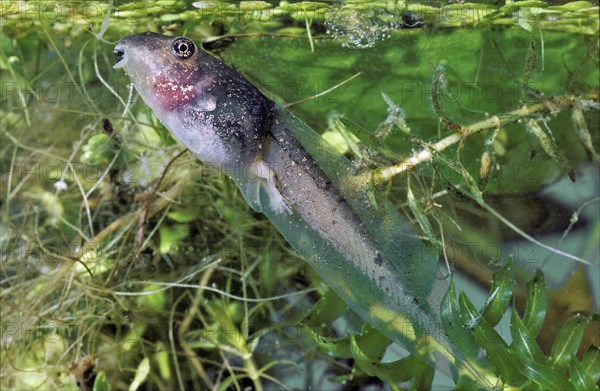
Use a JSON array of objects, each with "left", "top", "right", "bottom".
[
  {"left": 128, "top": 357, "right": 150, "bottom": 391},
  {"left": 548, "top": 1, "right": 594, "bottom": 11},
  {"left": 525, "top": 119, "right": 575, "bottom": 182},
  {"left": 580, "top": 345, "right": 600, "bottom": 383},
  {"left": 568, "top": 359, "right": 597, "bottom": 391},
  {"left": 353, "top": 325, "right": 392, "bottom": 360},
  {"left": 459, "top": 292, "right": 520, "bottom": 382},
  {"left": 154, "top": 343, "right": 171, "bottom": 380},
  {"left": 93, "top": 371, "right": 111, "bottom": 391},
  {"left": 572, "top": 107, "right": 599, "bottom": 161},
  {"left": 440, "top": 280, "right": 478, "bottom": 359},
  {"left": 510, "top": 305, "right": 546, "bottom": 363},
  {"left": 515, "top": 354, "right": 574, "bottom": 391},
  {"left": 159, "top": 224, "right": 190, "bottom": 254},
  {"left": 302, "top": 288, "right": 348, "bottom": 327},
  {"left": 481, "top": 260, "right": 514, "bottom": 326},
  {"left": 550, "top": 315, "right": 591, "bottom": 369},
  {"left": 433, "top": 151, "right": 484, "bottom": 206},
  {"left": 80, "top": 134, "right": 114, "bottom": 165},
  {"left": 303, "top": 326, "right": 352, "bottom": 358},
  {"left": 522, "top": 270, "right": 547, "bottom": 337},
  {"left": 349, "top": 334, "right": 430, "bottom": 386},
  {"left": 304, "top": 323, "right": 391, "bottom": 360},
  {"left": 167, "top": 207, "right": 200, "bottom": 223},
  {"left": 330, "top": 115, "right": 399, "bottom": 164},
  {"left": 406, "top": 182, "right": 438, "bottom": 245},
  {"left": 137, "top": 284, "right": 167, "bottom": 311}
]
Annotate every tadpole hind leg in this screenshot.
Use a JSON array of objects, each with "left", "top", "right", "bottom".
[{"left": 249, "top": 159, "right": 292, "bottom": 215}]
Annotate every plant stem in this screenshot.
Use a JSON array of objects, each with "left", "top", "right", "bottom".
[{"left": 370, "top": 95, "right": 579, "bottom": 184}]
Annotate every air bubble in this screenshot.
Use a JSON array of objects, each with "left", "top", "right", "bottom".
[{"left": 325, "top": 7, "right": 397, "bottom": 49}]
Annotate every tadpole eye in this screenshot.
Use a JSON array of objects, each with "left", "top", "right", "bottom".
[{"left": 171, "top": 37, "right": 195, "bottom": 59}]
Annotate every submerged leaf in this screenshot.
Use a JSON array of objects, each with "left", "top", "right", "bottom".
[
  {"left": 571, "top": 107, "right": 599, "bottom": 161},
  {"left": 440, "top": 281, "right": 479, "bottom": 359},
  {"left": 305, "top": 323, "right": 392, "bottom": 361},
  {"left": 481, "top": 261, "right": 514, "bottom": 326},
  {"left": 459, "top": 293, "right": 520, "bottom": 382},
  {"left": 580, "top": 345, "right": 600, "bottom": 383},
  {"left": 158, "top": 224, "right": 190, "bottom": 254},
  {"left": 302, "top": 288, "right": 348, "bottom": 327},
  {"left": 510, "top": 305, "right": 546, "bottom": 363},
  {"left": 93, "top": 372, "right": 111, "bottom": 391},
  {"left": 128, "top": 357, "right": 150, "bottom": 391},
  {"left": 522, "top": 270, "right": 547, "bottom": 337},
  {"left": 349, "top": 334, "right": 432, "bottom": 386},
  {"left": 304, "top": 327, "right": 352, "bottom": 358},
  {"left": 550, "top": 315, "right": 591, "bottom": 369},
  {"left": 433, "top": 151, "right": 484, "bottom": 206},
  {"left": 406, "top": 181, "right": 438, "bottom": 245},
  {"left": 525, "top": 119, "right": 575, "bottom": 181},
  {"left": 568, "top": 358, "right": 597, "bottom": 390},
  {"left": 515, "top": 354, "right": 574, "bottom": 391}
]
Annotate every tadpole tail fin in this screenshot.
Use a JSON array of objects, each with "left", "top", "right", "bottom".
[{"left": 232, "top": 107, "right": 494, "bottom": 384}]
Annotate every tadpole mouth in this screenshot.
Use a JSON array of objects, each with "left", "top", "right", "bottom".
[{"left": 113, "top": 47, "right": 126, "bottom": 68}]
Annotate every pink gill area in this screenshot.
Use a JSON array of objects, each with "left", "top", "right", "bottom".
[{"left": 151, "top": 75, "right": 197, "bottom": 110}]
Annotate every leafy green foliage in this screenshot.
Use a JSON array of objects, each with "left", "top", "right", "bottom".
[
  {"left": 1, "top": 1, "right": 597, "bottom": 390},
  {"left": 93, "top": 372, "right": 111, "bottom": 391},
  {"left": 581, "top": 345, "right": 600, "bottom": 383},
  {"left": 448, "top": 261, "right": 597, "bottom": 390},
  {"left": 522, "top": 270, "right": 548, "bottom": 337},
  {"left": 302, "top": 260, "right": 597, "bottom": 389},
  {"left": 550, "top": 315, "right": 591, "bottom": 370}
]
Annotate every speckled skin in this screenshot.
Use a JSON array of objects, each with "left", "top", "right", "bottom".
[
  {"left": 113, "top": 32, "right": 384, "bottom": 263},
  {"left": 114, "top": 32, "right": 297, "bottom": 213},
  {"left": 114, "top": 32, "right": 272, "bottom": 167}
]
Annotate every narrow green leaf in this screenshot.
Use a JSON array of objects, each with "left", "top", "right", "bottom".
[
  {"left": 129, "top": 357, "right": 150, "bottom": 391},
  {"left": 482, "top": 260, "right": 515, "bottom": 326},
  {"left": 523, "top": 39, "right": 537, "bottom": 86},
  {"left": 354, "top": 324, "right": 393, "bottom": 360},
  {"left": 580, "top": 345, "right": 600, "bottom": 383},
  {"left": 379, "top": 93, "right": 411, "bottom": 136},
  {"left": 459, "top": 293, "right": 521, "bottom": 382},
  {"left": 525, "top": 119, "right": 575, "bottom": 181},
  {"left": 455, "top": 158, "right": 485, "bottom": 207},
  {"left": 550, "top": 315, "right": 591, "bottom": 369},
  {"left": 515, "top": 354, "right": 574, "bottom": 391},
  {"left": 411, "top": 364, "right": 434, "bottom": 391},
  {"left": 154, "top": 346, "right": 171, "bottom": 380},
  {"left": 93, "top": 371, "right": 111, "bottom": 391},
  {"left": 349, "top": 334, "right": 391, "bottom": 381},
  {"left": 302, "top": 289, "right": 347, "bottom": 327},
  {"left": 407, "top": 182, "right": 438, "bottom": 245},
  {"left": 454, "top": 374, "right": 481, "bottom": 390},
  {"left": 159, "top": 224, "right": 190, "bottom": 254},
  {"left": 304, "top": 323, "right": 391, "bottom": 361},
  {"left": 440, "top": 280, "right": 478, "bottom": 358},
  {"left": 572, "top": 107, "right": 599, "bottom": 161},
  {"left": 433, "top": 152, "right": 484, "bottom": 206},
  {"left": 349, "top": 334, "right": 429, "bottom": 385},
  {"left": 568, "top": 359, "right": 597, "bottom": 391},
  {"left": 510, "top": 304, "right": 546, "bottom": 363},
  {"left": 336, "top": 116, "right": 399, "bottom": 162},
  {"left": 167, "top": 207, "right": 199, "bottom": 223},
  {"left": 303, "top": 326, "right": 352, "bottom": 358},
  {"left": 548, "top": 1, "right": 594, "bottom": 11},
  {"left": 522, "top": 270, "right": 547, "bottom": 337},
  {"left": 328, "top": 115, "right": 364, "bottom": 159}
]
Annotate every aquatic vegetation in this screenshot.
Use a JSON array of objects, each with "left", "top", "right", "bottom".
[{"left": 1, "top": 1, "right": 598, "bottom": 389}]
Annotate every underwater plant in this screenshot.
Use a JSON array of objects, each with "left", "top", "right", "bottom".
[{"left": 1, "top": 1, "right": 598, "bottom": 389}]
